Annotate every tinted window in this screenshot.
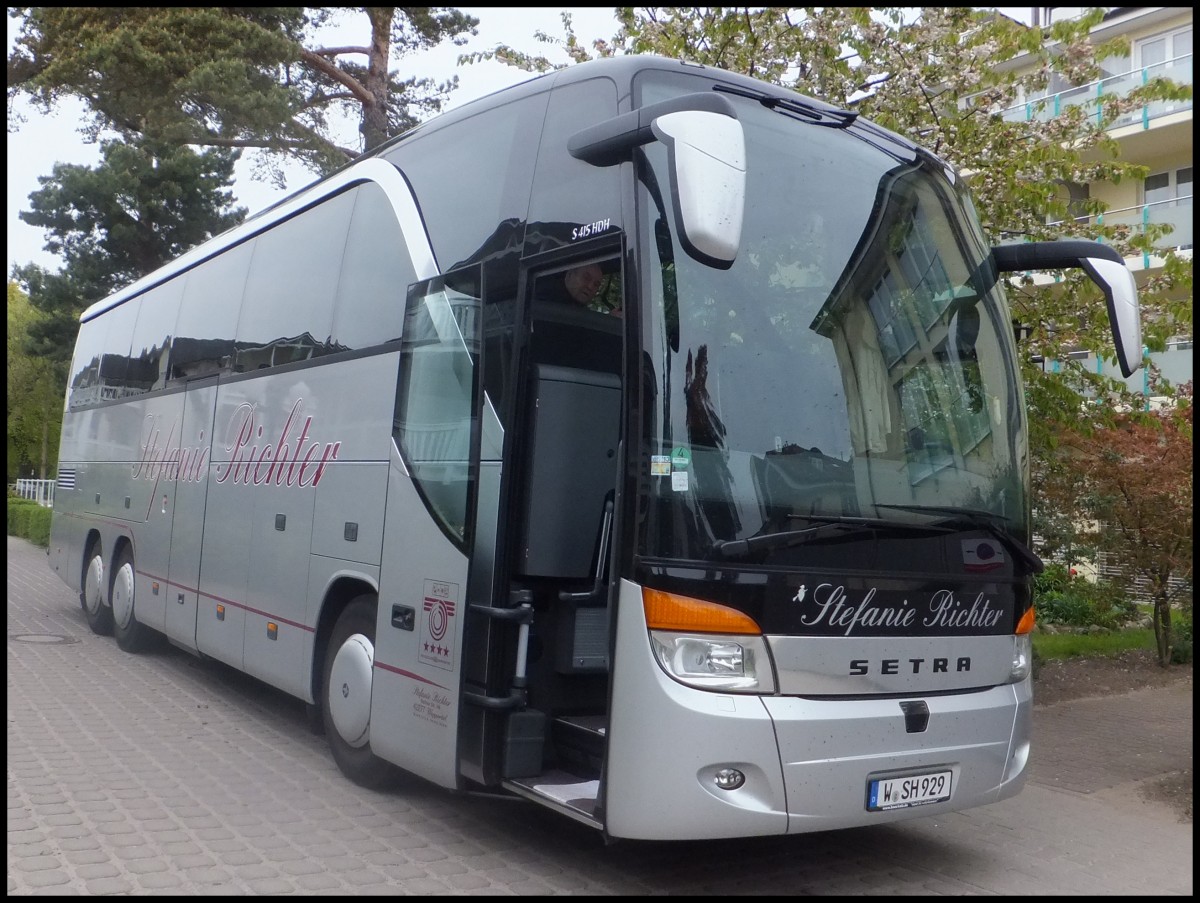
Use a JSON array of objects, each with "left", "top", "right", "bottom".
[
  {"left": 235, "top": 190, "right": 356, "bottom": 371},
  {"left": 67, "top": 318, "right": 107, "bottom": 410},
  {"left": 128, "top": 278, "right": 186, "bottom": 394},
  {"left": 331, "top": 182, "right": 417, "bottom": 350},
  {"left": 527, "top": 77, "right": 622, "bottom": 255},
  {"left": 68, "top": 299, "right": 142, "bottom": 409},
  {"left": 171, "top": 240, "right": 254, "bottom": 381},
  {"left": 384, "top": 92, "right": 548, "bottom": 269},
  {"left": 96, "top": 299, "right": 140, "bottom": 400}
]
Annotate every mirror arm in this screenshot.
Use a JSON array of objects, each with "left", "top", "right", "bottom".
[
  {"left": 992, "top": 239, "right": 1123, "bottom": 273},
  {"left": 569, "top": 92, "right": 738, "bottom": 167}
]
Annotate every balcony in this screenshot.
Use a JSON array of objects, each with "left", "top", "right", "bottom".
[
  {"left": 1045, "top": 195, "right": 1193, "bottom": 272},
  {"left": 999, "top": 53, "right": 1192, "bottom": 127},
  {"left": 1036, "top": 340, "right": 1194, "bottom": 407},
  {"left": 1098, "top": 195, "right": 1193, "bottom": 255}
]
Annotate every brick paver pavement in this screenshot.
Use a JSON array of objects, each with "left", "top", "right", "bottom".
[{"left": 7, "top": 535, "right": 1193, "bottom": 894}]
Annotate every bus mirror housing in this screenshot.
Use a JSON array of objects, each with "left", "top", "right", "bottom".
[
  {"left": 569, "top": 92, "right": 746, "bottom": 268},
  {"left": 650, "top": 111, "right": 745, "bottom": 268},
  {"left": 992, "top": 240, "right": 1143, "bottom": 377}
]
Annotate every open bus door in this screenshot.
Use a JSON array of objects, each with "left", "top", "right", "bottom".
[
  {"left": 367, "top": 270, "right": 483, "bottom": 788},
  {"left": 459, "top": 247, "right": 625, "bottom": 827}
]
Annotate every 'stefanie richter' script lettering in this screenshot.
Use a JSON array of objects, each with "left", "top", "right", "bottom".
[
  {"left": 797, "top": 583, "right": 1002, "bottom": 636},
  {"left": 132, "top": 399, "right": 341, "bottom": 488},
  {"left": 214, "top": 400, "right": 340, "bottom": 487}
]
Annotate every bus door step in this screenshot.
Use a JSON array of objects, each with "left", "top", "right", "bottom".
[
  {"left": 502, "top": 770, "right": 601, "bottom": 830},
  {"left": 552, "top": 713, "right": 607, "bottom": 774}
]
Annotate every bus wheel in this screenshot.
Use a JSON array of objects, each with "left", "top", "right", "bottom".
[
  {"left": 321, "top": 595, "right": 397, "bottom": 789},
  {"left": 111, "top": 546, "right": 152, "bottom": 654},
  {"left": 80, "top": 541, "right": 114, "bottom": 636}
]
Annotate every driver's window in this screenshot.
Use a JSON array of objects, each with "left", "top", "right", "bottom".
[{"left": 528, "top": 255, "right": 624, "bottom": 376}]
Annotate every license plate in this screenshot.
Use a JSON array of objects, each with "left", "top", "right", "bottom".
[{"left": 867, "top": 769, "right": 952, "bottom": 811}]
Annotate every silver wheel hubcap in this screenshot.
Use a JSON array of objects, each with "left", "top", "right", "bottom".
[
  {"left": 328, "top": 633, "right": 373, "bottom": 748},
  {"left": 111, "top": 562, "right": 135, "bottom": 629},
  {"left": 84, "top": 556, "right": 104, "bottom": 616}
]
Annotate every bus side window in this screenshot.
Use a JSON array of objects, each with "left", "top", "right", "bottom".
[
  {"left": 527, "top": 77, "right": 622, "bottom": 253},
  {"left": 67, "top": 317, "right": 108, "bottom": 410},
  {"left": 235, "top": 190, "right": 355, "bottom": 372},
  {"left": 171, "top": 240, "right": 254, "bottom": 382},
  {"left": 128, "top": 280, "right": 185, "bottom": 395},
  {"left": 384, "top": 92, "right": 546, "bottom": 272},
  {"left": 331, "top": 182, "right": 418, "bottom": 351}
]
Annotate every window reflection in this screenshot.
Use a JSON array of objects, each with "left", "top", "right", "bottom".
[
  {"left": 393, "top": 270, "right": 481, "bottom": 547},
  {"left": 635, "top": 82, "right": 1027, "bottom": 560}
]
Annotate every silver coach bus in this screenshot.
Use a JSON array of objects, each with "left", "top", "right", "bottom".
[{"left": 47, "top": 55, "right": 1143, "bottom": 841}]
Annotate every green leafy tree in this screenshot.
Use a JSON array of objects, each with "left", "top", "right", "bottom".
[
  {"left": 11, "top": 137, "right": 247, "bottom": 370},
  {"left": 8, "top": 7, "right": 479, "bottom": 177},
  {"left": 7, "top": 282, "right": 63, "bottom": 481}
]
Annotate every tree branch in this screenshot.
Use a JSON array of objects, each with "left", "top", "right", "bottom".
[
  {"left": 297, "top": 46, "right": 373, "bottom": 105},
  {"left": 311, "top": 45, "right": 371, "bottom": 57}
]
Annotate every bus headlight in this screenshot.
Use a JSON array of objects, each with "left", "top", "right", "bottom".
[{"left": 649, "top": 631, "right": 776, "bottom": 694}]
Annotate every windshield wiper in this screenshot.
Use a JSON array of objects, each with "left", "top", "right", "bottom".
[
  {"left": 872, "top": 503, "right": 1044, "bottom": 574},
  {"left": 713, "top": 84, "right": 858, "bottom": 129},
  {"left": 712, "top": 514, "right": 950, "bottom": 560}
]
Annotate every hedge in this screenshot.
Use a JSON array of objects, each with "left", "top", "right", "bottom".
[{"left": 7, "top": 497, "right": 52, "bottom": 547}]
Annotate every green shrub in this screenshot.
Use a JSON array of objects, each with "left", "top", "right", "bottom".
[
  {"left": 6, "top": 498, "right": 52, "bottom": 548},
  {"left": 1034, "top": 563, "right": 1136, "bottom": 629},
  {"left": 1171, "top": 610, "right": 1193, "bottom": 665},
  {"left": 1036, "top": 562, "right": 1073, "bottom": 595},
  {"left": 1035, "top": 590, "right": 1094, "bottom": 626}
]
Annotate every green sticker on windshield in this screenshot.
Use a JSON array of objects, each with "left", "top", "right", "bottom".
[{"left": 670, "top": 446, "right": 691, "bottom": 469}]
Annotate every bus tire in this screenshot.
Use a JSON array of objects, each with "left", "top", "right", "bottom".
[
  {"left": 80, "top": 540, "right": 114, "bottom": 636},
  {"left": 321, "top": 595, "right": 397, "bottom": 790},
  {"left": 111, "top": 546, "right": 152, "bottom": 654}
]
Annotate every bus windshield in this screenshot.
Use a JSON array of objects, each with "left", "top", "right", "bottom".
[{"left": 636, "top": 89, "right": 1029, "bottom": 566}]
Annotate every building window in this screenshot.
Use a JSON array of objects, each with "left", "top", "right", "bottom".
[
  {"left": 1144, "top": 166, "right": 1193, "bottom": 251},
  {"left": 1137, "top": 25, "right": 1192, "bottom": 69},
  {"left": 1145, "top": 167, "right": 1194, "bottom": 206}
]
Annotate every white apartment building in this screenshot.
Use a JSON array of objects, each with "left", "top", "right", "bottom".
[{"left": 1001, "top": 7, "right": 1192, "bottom": 400}]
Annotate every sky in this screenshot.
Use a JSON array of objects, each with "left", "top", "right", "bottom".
[{"left": 6, "top": 8, "right": 622, "bottom": 274}]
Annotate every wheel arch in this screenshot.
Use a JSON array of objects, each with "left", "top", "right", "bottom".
[
  {"left": 110, "top": 533, "right": 134, "bottom": 580},
  {"left": 311, "top": 574, "right": 379, "bottom": 704},
  {"left": 80, "top": 528, "right": 103, "bottom": 587}
]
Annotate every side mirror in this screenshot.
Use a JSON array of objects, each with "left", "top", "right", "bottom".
[
  {"left": 570, "top": 92, "right": 746, "bottom": 268},
  {"left": 650, "top": 110, "right": 745, "bottom": 268},
  {"left": 992, "top": 240, "right": 1143, "bottom": 377}
]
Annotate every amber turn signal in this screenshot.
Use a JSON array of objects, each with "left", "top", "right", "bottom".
[{"left": 643, "top": 588, "right": 761, "bottom": 635}]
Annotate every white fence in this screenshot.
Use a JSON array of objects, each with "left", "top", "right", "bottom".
[
  {"left": 1097, "top": 551, "right": 1192, "bottom": 608},
  {"left": 13, "top": 478, "right": 56, "bottom": 508}
]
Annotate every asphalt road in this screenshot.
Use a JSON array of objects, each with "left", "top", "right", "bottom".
[{"left": 7, "top": 535, "right": 1193, "bottom": 895}]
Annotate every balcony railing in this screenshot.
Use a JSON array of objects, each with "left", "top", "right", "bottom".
[
  {"left": 1098, "top": 195, "right": 1193, "bottom": 252},
  {"left": 998, "top": 53, "right": 1193, "bottom": 127},
  {"left": 1050, "top": 195, "right": 1193, "bottom": 263}
]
